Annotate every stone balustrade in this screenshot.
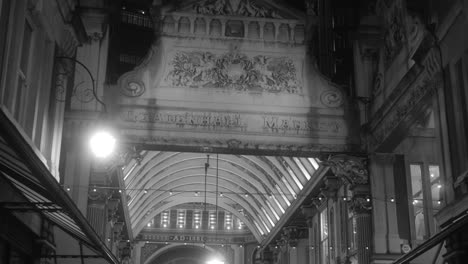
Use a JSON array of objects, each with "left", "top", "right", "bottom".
[{"left": 160, "top": 12, "right": 305, "bottom": 44}]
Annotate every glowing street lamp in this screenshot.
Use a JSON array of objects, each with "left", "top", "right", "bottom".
[
  {"left": 89, "top": 130, "right": 116, "bottom": 158},
  {"left": 207, "top": 259, "right": 224, "bottom": 264}
]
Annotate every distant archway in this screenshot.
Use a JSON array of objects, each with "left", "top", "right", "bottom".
[{"left": 145, "top": 245, "right": 217, "bottom": 264}]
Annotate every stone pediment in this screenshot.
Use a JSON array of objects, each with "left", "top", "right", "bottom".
[
  {"left": 163, "top": 0, "right": 305, "bottom": 20},
  {"left": 114, "top": 4, "right": 359, "bottom": 155}
]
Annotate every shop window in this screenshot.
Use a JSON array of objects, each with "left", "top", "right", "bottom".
[
  {"left": 14, "top": 19, "right": 33, "bottom": 121},
  {"left": 320, "top": 209, "right": 329, "bottom": 264},
  {"left": 409, "top": 163, "right": 442, "bottom": 241}
]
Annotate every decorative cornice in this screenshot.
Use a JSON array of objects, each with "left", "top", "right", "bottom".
[
  {"left": 322, "top": 155, "right": 368, "bottom": 186},
  {"left": 301, "top": 204, "right": 318, "bottom": 220},
  {"left": 122, "top": 134, "right": 360, "bottom": 157}
]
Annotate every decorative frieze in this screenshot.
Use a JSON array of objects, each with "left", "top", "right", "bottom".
[
  {"left": 371, "top": 75, "right": 437, "bottom": 147},
  {"left": 376, "top": 0, "right": 406, "bottom": 67},
  {"left": 162, "top": 51, "right": 302, "bottom": 94},
  {"left": 193, "top": 0, "right": 282, "bottom": 18}
]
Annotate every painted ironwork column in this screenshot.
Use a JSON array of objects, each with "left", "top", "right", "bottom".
[
  {"left": 349, "top": 185, "right": 372, "bottom": 264},
  {"left": 323, "top": 155, "right": 371, "bottom": 264}
]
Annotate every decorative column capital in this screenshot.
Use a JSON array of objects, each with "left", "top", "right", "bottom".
[
  {"left": 88, "top": 186, "right": 112, "bottom": 204},
  {"left": 349, "top": 196, "right": 372, "bottom": 214},
  {"left": 321, "top": 176, "right": 342, "bottom": 200},
  {"left": 113, "top": 222, "right": 125, "bottom": 242},
  {"left": 349, "top": 184, "right": 372, "bottom": 214},
  {"left": 301, "top": 204, "right": 318, "bottom": 220},
  {"left": 322, "top": 155, "right": 368, "bottom": 186},
  {"left": 281, "top": 226, "right": 308, "bottom": 248},
  {"left": 107, "top": 198, "right": 120, "bottom": 222},
  {"left": 312, "top": 196, "right": 325, "bottom": 208}
]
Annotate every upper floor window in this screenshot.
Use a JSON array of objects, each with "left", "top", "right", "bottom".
[
  {"left": 409, "top": 163, "right": 442, "bottom": 242},
  {"left": 14, "top": 19, "right": 33, "bottom": 120}
]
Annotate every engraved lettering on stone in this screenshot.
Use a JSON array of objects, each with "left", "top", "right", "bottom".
[
  {"left": 120, "top": 110, "right": 345, "bottom": 136},
  {"left": 122, "top": 110, "right": 247, "bottom": 131},
  {"left": 262, "top": 115, "right": 342, "bottom": 135}
]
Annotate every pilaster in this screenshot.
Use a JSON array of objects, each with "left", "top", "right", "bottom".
[
  {"left": 232, "top": 244, "right": 245, "bottom": 264},
  {"left": 302, "top": 204, "right": 317, "bottom": 264}
]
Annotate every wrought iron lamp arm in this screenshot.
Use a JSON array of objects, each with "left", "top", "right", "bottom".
[{"left": 55, "top": 56, "right": 107, "bottom": 113}]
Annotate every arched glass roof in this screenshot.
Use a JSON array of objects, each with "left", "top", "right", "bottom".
[{"left": 122, "top": 151, "right": 322, "bottom": 241}]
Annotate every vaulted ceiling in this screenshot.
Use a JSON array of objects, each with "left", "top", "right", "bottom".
[{"left": 122, "top": 151, "right": 325, "bottom": 241}]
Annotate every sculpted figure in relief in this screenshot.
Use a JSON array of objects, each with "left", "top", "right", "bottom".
[
  {"left": 165, "top": 51, "right": 301, "bottom": 93},
  {"left": 193, "top": 0, "right": 281, "bottom": 18}
]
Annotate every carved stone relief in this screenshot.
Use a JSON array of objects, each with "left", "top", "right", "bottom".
[
  {"left": 193, "top": 0, "right": 282, "bottom": 18},
  {"left": 371, "top": 77, "right": 437, "bottom": 146},
  {"left": 320, "top": 89, "right": 344, "bottom": 107},
  {"left": 163, "top": 51, "right": 302, "bottom": 93},
  {"left": 322, "top": 155, "right": 368, "bottom": 186},
  {"left": 376, "top": 0, "right": 406, "bottom": 67}
]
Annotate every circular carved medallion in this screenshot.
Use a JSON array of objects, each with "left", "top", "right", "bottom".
[
  {"left": 121, "top": 81, "right": 145, "bottom": 97},
  {"left": 320, "top": 89, "right": 343, "bottom": 107}
]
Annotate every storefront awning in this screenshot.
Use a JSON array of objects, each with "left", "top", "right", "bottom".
[{"left": 0, "top": 109, "right": 119, "bottom": 263}]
